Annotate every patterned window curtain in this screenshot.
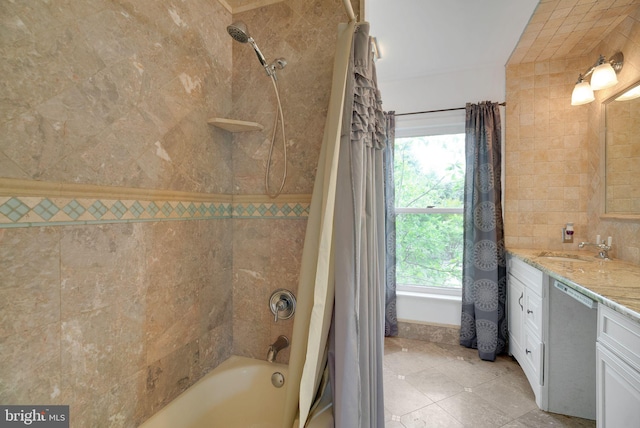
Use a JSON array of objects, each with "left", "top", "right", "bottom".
[
  {"left": 383, "top": 111, "right": 398, "bottom": 337},
  {"left": 459, "top": 101, "right": 507, "bottom": 362}
]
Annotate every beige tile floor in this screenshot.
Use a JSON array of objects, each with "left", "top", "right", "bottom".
[{"left": 383, "top": 337, "right": 597, "bottom": 428}]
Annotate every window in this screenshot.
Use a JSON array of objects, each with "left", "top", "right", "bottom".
[{"left": 394, "top": 132, "right": 465, "bottom": 293}]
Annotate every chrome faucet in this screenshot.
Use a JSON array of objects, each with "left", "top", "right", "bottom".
[
  {"left": 578, "top": 241, "right": 611, "bottom": 259},
  {"left": 266, "top": 335, "right": 289, "bottom": 363}
]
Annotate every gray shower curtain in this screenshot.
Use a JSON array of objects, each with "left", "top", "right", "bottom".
[
  {"left": 330, "top": 22, "right": 386, "bottom": 427},
  {"left": 459, "top": 101, "right": 506, "bottom": 362}
]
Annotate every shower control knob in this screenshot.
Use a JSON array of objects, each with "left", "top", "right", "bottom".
[{"left": 269, "top": 289, "right": 296, "bottom": 322}]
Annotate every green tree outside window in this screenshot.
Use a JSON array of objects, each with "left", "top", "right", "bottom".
[{"left": 394, "top": 134, "right": 465, "bottom": 288}]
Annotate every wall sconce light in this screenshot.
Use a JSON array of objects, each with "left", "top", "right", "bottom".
[
  {"left": 571, "top": 75, "right": 595, "bottom": 105},
  {"left": 571, "top": 52, "right": 624, "bottom": 106}
]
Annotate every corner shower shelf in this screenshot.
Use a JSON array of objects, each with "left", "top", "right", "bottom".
[{"left": 207, "top": 118, "right": 264, "bottom": 133}]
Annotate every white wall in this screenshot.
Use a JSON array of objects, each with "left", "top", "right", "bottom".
[{"left": 378, "top": 63, "right": 507, "bottom": 114}]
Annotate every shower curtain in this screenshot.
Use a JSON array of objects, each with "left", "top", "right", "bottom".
[
  {"left": 283, "top": 20, "right": 386, "bottom": 428},
  {"left": 330, "top": 22, "right": 386, "bottom": 427},
  {"left": 459, "top": 102, "right": 507, "bottom": 362},
  {"left": 282, "top": 21, "right": 354, "bottom": 428}
]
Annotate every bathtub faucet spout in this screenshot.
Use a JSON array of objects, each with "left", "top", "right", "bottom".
[{"left": 266, "top": 335, "right": 289, "bottom": 363}]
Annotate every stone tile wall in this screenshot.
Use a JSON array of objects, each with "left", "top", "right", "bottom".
[
  {"left": 229, "top": 0, "right": 358, "bottom": 359},
  {"left": 0, "top": 0, "right": 357, "bottom": 425},
  {"left": 505, "top": 5, "right": 640, "bottom": 265},
  {"left": 0, "top": 1, "right": 235, "bottom": 426}
]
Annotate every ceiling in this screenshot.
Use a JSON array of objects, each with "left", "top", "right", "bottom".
[
  {"left": 506, "top": 0, "right": 638, "bottom": 64},
  {"left": 367, "top": 0, "right": 639, "bottom": 84},
  {"left": 367, "top": 0, "right": 539, "bottom": 83}
]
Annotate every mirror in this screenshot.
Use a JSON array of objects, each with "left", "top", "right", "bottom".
[{"left": 604, "top": 80, "right": 640, "bottom": 215}]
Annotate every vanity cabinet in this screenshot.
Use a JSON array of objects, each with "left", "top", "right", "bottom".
[
  {"left": 596, "top": 304, "right": 640, "bottom": 427},
  {"left": 507, "top": 256, "right": 545, "bottom": 402},
  {"left": 508, "top": 255, "right": 597, "bottom": 419}
]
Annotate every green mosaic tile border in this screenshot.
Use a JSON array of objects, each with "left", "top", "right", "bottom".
[
  {"left": 0, "top": 196, "right": 309, "bottom": 228},
  {"left": 232, "top": 202, "right": 310, "bottom": 218}
]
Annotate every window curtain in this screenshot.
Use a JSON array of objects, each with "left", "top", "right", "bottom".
[
  {"left": 383, "top": 111, "right": 398, "bottom": 337},
  {"left": 459, "top": 101, "right": 507, "bottom": 362},
  {"left": 329, "top": 21, "right": 386, "bottom": 427}
]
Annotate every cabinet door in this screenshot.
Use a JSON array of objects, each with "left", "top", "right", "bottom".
[
  {"left": 508, "top": 274, "right": 525, "bottom": 358},
  {"left": 524, "top": 291, "right": 543, "bottom": 338},
  {"left": 596, "top": 343, "right": 640, "bottom": 427}
]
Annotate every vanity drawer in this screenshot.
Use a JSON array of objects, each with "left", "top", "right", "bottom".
[
  {"left": 509, "top": 256, "right": 544, "bottom": 296},
  {"left": 522, "top": 327, "right": 544, "bottom": 386},
  {"left": 598, "top": 304, "right": 640, "bottom": 373}
]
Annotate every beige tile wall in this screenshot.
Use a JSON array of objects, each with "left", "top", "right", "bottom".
[
  {"left": 506, "top": 3, "right": 640, "bottom": 264},
  {"left": 229, "top": 0, "right": 358, "bottom": 358},
  {"left": 0, "top": 0, "right": 358, "bottom": 425},
  {"left": 0, "top": 1, "right": 234, "bottom": 426}
]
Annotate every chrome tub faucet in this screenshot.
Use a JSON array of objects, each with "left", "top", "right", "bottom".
[{"left": 267, "top": 335, "right": 289, "bottom": 363}]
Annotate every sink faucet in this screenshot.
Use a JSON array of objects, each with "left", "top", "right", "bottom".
[
  {"left": 578, "top": 241, "right": 611, "bottom": 259},
  {"left": 266, "top": 335, "right": 289, "bottom": 363}
]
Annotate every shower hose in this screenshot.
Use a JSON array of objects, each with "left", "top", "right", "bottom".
[{"left": 266, "top": 74, "right": 287, "bottom": 198}]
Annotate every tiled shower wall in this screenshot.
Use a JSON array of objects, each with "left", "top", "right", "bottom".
[
  {"left": 230, "top": 0, "right": 358, "bottom": 360},
  {"left": 0, "top": 0, "right": 357, "bottom": 426},
  {"left": 0, "top": 1, "right": 235, "bottom": 426},
  {"left": 505, "top": 5, "right": 640, "bottom": 265}
]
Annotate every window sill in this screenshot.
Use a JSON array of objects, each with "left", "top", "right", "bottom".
[
  {"left": 396, "top": 290, "right": 462, "bottom": 326},
  {"left": 397, "top": 290, "right": 461, "bottom": 301}
]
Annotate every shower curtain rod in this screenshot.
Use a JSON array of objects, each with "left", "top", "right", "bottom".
[
  {"left": 396, "top": 102, "right": 506, "bottom": 117},
  {"left": 342, "top": 0, "right": 356, "bottom": 22}
]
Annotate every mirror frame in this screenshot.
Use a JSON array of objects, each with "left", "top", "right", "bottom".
[{"left": 600, "top": 79, "right": 640, "bottom": 222}]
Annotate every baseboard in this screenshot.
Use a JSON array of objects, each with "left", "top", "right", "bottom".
[{"left": 396, "top": 320, "right": 460, "bottom": 346}]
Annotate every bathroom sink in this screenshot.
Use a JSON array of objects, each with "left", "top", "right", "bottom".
[{"left": 536, "top": 252, "right": 592, "bottom": 263}]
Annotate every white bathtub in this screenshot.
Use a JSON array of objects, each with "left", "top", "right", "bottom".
[{"left": 139, "top": 355, "right": 333, "bottom": 428}]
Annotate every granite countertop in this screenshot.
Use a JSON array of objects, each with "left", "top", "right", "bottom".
[{"left": 507, "top": 248, "right": 640, "bottom": 324}]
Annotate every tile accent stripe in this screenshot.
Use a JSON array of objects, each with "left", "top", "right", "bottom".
[
  {"left": 0, "top": 179, "right": 311, "bottom": 228},
  {"left": 0, "top": 196, "right": 233, "bottom": 227},
  {"left": 232, "top": 202, "right": 310, "bottom": 218}
]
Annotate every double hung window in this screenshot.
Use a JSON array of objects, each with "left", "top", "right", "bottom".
[{"left": 394, "top": 130, "right": 465, "bottom": 295}]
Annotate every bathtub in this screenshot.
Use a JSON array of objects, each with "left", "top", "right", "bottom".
[{"left": 139, "top": 355, "right": 333, "bottom": 428}]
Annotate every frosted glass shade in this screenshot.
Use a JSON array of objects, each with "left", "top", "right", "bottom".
[
  {"left": 571, "top": 81, "right": 595, "bottom": 105},
  {"left": 591, "top": 62, "right": 618, "bottom": 90}
]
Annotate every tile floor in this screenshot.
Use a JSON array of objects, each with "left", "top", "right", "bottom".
[{"left": 383, "top": 337, "right": 597, "bottom": 428}]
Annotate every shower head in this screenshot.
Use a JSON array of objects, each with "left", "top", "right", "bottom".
[
  {"left": 227, "top": 21, "right": 265, "bottom": 64},
  {"left": 227, "top": 21, "right": 270, "bottom": 72},
  {"left": 227, "top": 21, "right": 250, "bottom": 44}
]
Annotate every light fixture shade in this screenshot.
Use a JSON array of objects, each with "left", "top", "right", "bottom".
[
  {"left": 591, "top": 62, "right": 618, "bottom": 90},
  {"left": 571, "top": 81, "right": 595, "bottom": 105}
]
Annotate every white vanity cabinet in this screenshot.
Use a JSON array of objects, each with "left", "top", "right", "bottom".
[
  {"left": 507, "top": 256, "right": 545, "bottom": 403},
  {"left": 508, "top": 255, "right": 597, "bottom": 420},
  {"left": 596, "top": 304, "right": 640, "bottom": 427}
]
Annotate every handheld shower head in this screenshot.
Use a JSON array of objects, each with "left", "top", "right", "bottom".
[
  {"left": 227, "top": 21, "right": 269, "bottom": 70},
  {"left": 227, "top": 21, "right": 250, "bottom": 44}
]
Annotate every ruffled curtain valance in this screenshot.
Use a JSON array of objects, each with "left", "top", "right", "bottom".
[{"left": 351, "top": 37, "right": 386, "bottom": 150}]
